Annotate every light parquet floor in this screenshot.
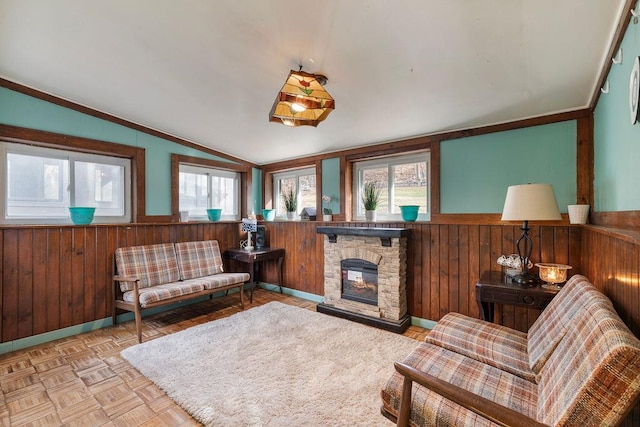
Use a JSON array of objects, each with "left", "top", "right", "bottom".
[{"left": 0, "top": 289, "right": 429, "bottom": 426}]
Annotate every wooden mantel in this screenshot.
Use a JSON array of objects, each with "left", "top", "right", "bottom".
[{"left": 316, "top": 226, "right": 410, "bottom": 247}]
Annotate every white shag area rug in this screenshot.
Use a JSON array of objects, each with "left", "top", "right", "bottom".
[{"left": 121, "top": 301, "right": 419, "bottom": 426}]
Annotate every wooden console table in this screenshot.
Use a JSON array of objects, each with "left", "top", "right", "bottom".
[
  {"left": 224, "top": 247, "right": 285, "bottom": 302},
  {"left": 476, "top": 270, "right": 559, "bottom": 323}
]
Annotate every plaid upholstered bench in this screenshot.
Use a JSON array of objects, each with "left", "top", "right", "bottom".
[
  {"left": 381, "top": 275, "right": 640, "bottom": 426},
  {"left": 113, "top": 240, "right": 249, "bottom": 342}
]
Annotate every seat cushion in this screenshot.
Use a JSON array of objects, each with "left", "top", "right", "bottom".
[
  {"left": 115, "top": 243, "right": 180, "bottom": 291},
  {"left": 174, "top": 240, "right": 225, "bottom": 280},
  {"left": 122, "top": 280, "right": 205, "bottom": 307},
  {"left": 425, "top": 312, "right": 535, "bottom": 382},
  {"left": 527, "top": 274, "right": 613, "bottom": 375},
  {"left": 381, "top": 342, "right": 539, "bottom": 427},
  {"left": 197, "top": 272, "right": 250, "bottom": 290},
  {"left": 537, "top": 301, "right": 640, "bottom": 426}
]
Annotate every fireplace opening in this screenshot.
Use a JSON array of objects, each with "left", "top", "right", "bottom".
[{"left": 341, "top": 258, "right": 378, "bottom": 306}]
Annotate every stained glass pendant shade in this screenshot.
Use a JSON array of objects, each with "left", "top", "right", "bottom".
[{"left": 269, "top": 69, "right": 335, "bottom": 127}]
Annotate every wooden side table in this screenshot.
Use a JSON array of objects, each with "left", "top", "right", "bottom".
[
  {"left": 223, "top": 247, "right": 285, "bottom": 302},
  {"left": 476, "top": 270, "right": 559, "bottom": 323}
]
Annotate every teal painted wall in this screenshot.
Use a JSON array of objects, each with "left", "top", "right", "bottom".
[
  {"left": 321, "top": 157, "right": 341, "bottom": 214},
  {"left": 441, "top": 121, "right": 577, "bottom": 213},
  {"left": 0, "top": 87, "right": 236, "bottom": 215},
  {"left": 594, "top": 23, "right": 640, "bottom": 211}
]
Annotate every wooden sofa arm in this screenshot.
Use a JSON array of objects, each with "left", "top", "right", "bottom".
[
  {"left": 394, "top": 362, "right": 548, "bottom": 427},
  {"left": 113, "top": 275, "right": 139, "bottom": 284}
]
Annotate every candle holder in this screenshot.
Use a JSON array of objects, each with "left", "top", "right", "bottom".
[{"left": 535, "top": 263, "right": 572, "bottom": 290}]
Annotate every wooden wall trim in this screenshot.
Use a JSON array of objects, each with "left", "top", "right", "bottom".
[
  {"left": 0, "top": 77, "right": 255, "bottom": 167},
  {"left": 589, "top": 0, "right": 637, "bottom": 111},
  {"left": 0, "top": 123, "right": 147, "bottom": 222},
  {"left": 591, "top": 211, "right": 640, "bottom": 234},
  {"left": 576, "top": 114, "right": 594, "bottom": 206}
]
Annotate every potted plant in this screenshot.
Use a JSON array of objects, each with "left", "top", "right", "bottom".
[
  {"left": 361, "top": 181, "right": 381, "bottom": 222},
  {"left": 322, "top": 194, "right": 333, "bottom": 221},
  {"left": 282, "top": 187, "right": 297, "bottom": 220}
]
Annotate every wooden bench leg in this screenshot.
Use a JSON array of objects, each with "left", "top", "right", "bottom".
[
  {"left": 239, "top": 283, "right": 245, "bottom": 309},
  {"left": 134, "top": 305, "right": 143, "bottom": 343}
]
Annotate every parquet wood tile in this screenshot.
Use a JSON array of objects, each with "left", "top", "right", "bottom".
[{"left": 0, "top": 289, "right": 429, "bottom": 426}]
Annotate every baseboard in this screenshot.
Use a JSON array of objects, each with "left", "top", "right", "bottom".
[{"left": 0, "top": 284, "right": 437, "bottom": 354}]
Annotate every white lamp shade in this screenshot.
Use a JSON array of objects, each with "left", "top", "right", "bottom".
[{"left": 501, "top": 184, "right": 562, "bottom": 221}]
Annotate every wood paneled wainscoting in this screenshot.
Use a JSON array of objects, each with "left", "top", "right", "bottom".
[
  {"left": 7, "top": 220, "right": 640, "bottom": 340},
  {"left": 259, "top": 221, "right": 582, "bottom": 333},
  {"left": 0, "top": 223, "right": 243, "bottom": 344}
]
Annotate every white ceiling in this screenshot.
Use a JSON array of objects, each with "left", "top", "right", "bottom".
[{"left": 0, "top": 1, "right": 627, "bottom": 165}]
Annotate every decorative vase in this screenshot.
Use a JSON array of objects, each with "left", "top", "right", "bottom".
[
  {"left": 68, "top": 207, "right": 96, "bottom": 225},
  {"left": 399, "top": 205, "right": 419, "bottom": 222},
  {"left": 206, "top": 208, "right": 222, "bottom": 222},
  {"left": 365, "top": 210, "right": 376, "bottom": 222},
  {"left": 323, "top": 214, "right": 332, "bottom": 222},
  {"left": 568, "top": 204, "right": 589, "bottom": 224},
  {"left": 262, "top": 209, "right": 275, "bottom": 221},
  {"left": 286, "top": 211, "right": 296, "bottom": 221}
]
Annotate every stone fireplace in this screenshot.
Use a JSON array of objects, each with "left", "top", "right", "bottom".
[{"left": 316, "top": 226, "right": 410, "bottom": 333}]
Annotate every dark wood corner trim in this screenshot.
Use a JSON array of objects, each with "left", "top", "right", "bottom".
[{"left": 589, "top": 0, "right": 636, "bottom": 111}]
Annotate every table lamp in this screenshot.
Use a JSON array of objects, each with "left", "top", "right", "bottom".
[
  {"left": 501, "top": 183, "right": 562, "bottom": 285},
  {"left": 241, "top": 218, "right": 258, "bottom": 251}
]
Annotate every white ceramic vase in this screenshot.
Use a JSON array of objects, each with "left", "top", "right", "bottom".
[
  {"left": 365, "top": 210, "right": 376, "bottom": 222},
  {"left": 323, "top": 214, "right": 332, "bottom": 222},
  {"left": 286, "top": 211, "right": 296, "bottom": 221}
]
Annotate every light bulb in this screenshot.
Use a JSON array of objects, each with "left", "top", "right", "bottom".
[{"left": 291, "top": 102, "right": 306, "bottom": 113}]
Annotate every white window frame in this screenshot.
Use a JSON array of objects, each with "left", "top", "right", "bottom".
[
  {"left": 272, "top": 166, "right": 316, "bottom": 218},
  {"left": 0, "top": 141, "right": 131, "bottom": 225},
  {"left": 353, "top": 152, "right": 430, "bottom": 221},
  {"left": 178, "top": 164, "right": 241, "bottom": 221}
]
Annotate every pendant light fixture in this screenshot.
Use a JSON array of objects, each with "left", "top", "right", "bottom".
[{"left": 269, "top": 67, "right": 335, "bottom": 127}]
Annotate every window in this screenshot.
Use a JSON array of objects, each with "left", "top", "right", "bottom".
[
  {"left": 273, "top": 167, "right": 316, "bottom": 217},
  {"left": 353, "top": 152, "right": 430, "bottom": 221},
  {"left": 179, "top": 164, "right": 240, "bottom": 220},
  {"left": 0, "top": 142, "right": 131, "bottom": 224}
]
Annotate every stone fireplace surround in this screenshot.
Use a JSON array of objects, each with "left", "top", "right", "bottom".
[{"left": 316, "top": 226, "right": 410, "bottom": 333}]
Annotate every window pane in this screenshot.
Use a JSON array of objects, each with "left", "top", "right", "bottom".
[
  {"left": 75, "top": 161, "right": 125, "bottom": 215},
  {"left": 6, "top": 152, "right": 70, "bottom": 217},
  {"left": 212, "top": 175, "right": 237, "bottom": 214},
  {"left": 179, "top": 171, "right": 209, "bottom": 216},
  {"left": 277, "top": 177, "right": 297, "bottom": 216},
  {"left": 361, "top": 168, "right": 388, "bottom": 214},
  {"left": 178, "top": 166, "right": 240, "bottom": 219},
  {"left": 299, "top": 173, "right": 316, "bottom": 213},
  {"left": 392, "top": 162, "right": 427, "bottom": 213}
]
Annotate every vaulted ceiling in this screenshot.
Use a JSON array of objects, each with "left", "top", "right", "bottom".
[{"left": 0, "top": 1, "right": 629, "bottom": 164}]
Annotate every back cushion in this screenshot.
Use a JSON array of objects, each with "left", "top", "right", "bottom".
[
  {"left": 174, "top": 240, "right": 224, "bottom": 280},
  {"left": 527, "top": 275, "right": 611, "bottom": 374},
  {"left": 537, "top": 302, "right": 640, "bottom": 426},
  {"left": 115, "top": 243, "right": 180, "bottom": 291}
]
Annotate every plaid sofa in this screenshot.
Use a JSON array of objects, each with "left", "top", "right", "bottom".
[
  {"left": 114, "top": 240, "right": 249, "bottom": 342},
  {"left": 381, "top": 275, "right": 640, "bottom": 426}
]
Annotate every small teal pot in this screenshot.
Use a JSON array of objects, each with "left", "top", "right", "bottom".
[
  {"left": 206, "top": 208, "right": 222, "bottom": 222},
  {"left": 399, "top": 205, "right": 420, "bottom": 222},
  {"left": 262, "top": 209, "right": 276, "bottom": 221},
  {"left": 69, "top": 207, "right": 96, "bottom": 225}
]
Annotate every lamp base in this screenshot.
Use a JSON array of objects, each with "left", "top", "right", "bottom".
[
  {"left": 511, "top": 272, "right": 538, "bottom": 285},
  {"left": 541, "top": 283, "right": 562, "bottom": 291}
]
